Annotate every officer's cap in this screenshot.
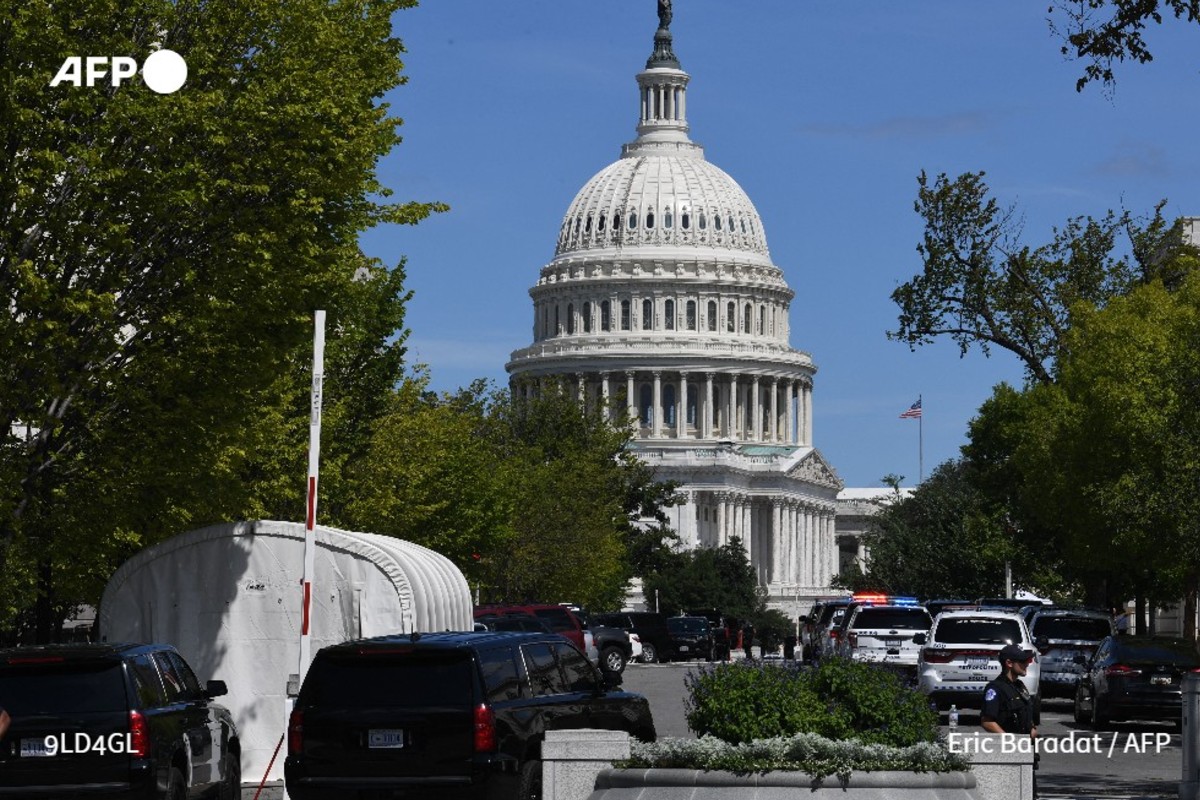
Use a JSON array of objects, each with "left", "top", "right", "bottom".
[{"left": 997, "top": 643, "right": 1034, "bottom": 663}]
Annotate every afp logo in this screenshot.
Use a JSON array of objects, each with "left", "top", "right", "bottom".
[{"left": 50, "top": 50, "right": 187, "bottom": 94}]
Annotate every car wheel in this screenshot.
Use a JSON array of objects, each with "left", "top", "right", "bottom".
[
  {"left": 517, "top": 758, "right": 542, "bottom": 800},
  {"left": 602, "top": 646, "right": 626, "bottom": 674},
  {"left": 219, "top": 752, "right": 241, "bottom": 800},
  {"left": 166, "top": 767, "right": 186, "bottom": 800},
  {"left": 640, "top": 642, "right": 658, "bottom": 664},
  {"left": 1073, "top": 692, "right": 1086, "bottom": 725},
  {"left": 1092, "top": 697, "right": 1110, "bottom": 731}
]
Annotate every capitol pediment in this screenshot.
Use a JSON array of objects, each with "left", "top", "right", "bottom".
[{"left": 787, "top": 450, "right": 844, "bottom": 491}]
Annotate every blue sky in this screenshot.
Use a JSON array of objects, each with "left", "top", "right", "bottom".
[{"left": 362, "top": 1, "right": 1200, "bottom": 488}]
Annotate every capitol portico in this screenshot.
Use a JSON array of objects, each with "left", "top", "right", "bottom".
[{"left": 506, "top": 5, "right": 852, "bottom": 609}]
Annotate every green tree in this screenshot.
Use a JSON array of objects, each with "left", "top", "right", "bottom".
[
  {"left": 646, "top": 538, "right": 760, "bottom": 620},
  {"left": 1049, "top": 1, "right": 1200, "bottom": 91},
  {"left": 890, "top": 172, "right": 1198, "bottom": 384},
  {"left": 0, "top": 0, "right": 444, "bottom": 640}
]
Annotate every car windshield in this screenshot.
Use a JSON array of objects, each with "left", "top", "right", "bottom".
[
  {"left": 935, "top": 617, "right": 1023, "bottom": 645},
  {"left": 669, "top": 618, "right": 708, "bottom": 634},
  {"left": 303, "top": 650, "right": 475, "bottom": 708},
  {"left": 1033, "top": 616, "right": 1111, "bottom": 641},
  {"left": 1115, "top": 640, "right": 1200, "bottom": 667},
  {"left": 0, "top": 661, "right": 127, "bottom": 714},
  {"left": 853, "top": 609, "right": 931, "bottom": 630}
]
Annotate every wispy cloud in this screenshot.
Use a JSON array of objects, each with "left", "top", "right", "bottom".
[
  {"left": 405, "top": 337, "right": 520, "bottom": 372},
  {"left": 799, "top": 111, "right": 995, "bottom": 140},
  {"left": 1092, "top": 140, "right": 1169, "bottom": 178}
]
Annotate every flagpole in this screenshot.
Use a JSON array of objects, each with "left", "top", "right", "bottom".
[{"left": 918, "top": 393, "right": 923, "bottom": 484}]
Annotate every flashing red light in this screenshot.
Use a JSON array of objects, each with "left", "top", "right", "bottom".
[
  {"left": 852, "top": 593, "right": 889, "bottom": 604},
  {"left": 473, "top": 704, "right": 497, "bottom": 753}
]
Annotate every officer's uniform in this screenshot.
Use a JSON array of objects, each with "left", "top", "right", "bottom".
[{"left": 981, "top": 643, "right": 1037, "bottom": 797}]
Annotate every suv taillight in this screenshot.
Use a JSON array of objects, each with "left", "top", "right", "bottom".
[
  {"left": 847, "top": 632, "right": 858, "bottom": 649},
  {"left": 473, "top": 704, "right": 496, "bottom": 753},
  {"left": 128, "top": 710, "right": 149, "bottom": 757},
  {"left": 288, "top": 708, "right": 304, "bottom": 755},
  {"left": 1105, "top": 664, "right": 1142, "bottom": 677},
  {"left": 922, "top": 648, "right": 954, "bottom": 664}
]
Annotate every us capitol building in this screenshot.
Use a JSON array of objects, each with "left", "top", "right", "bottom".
[{"left": 506, "top": 5, "right": 882, "bottom": 611}]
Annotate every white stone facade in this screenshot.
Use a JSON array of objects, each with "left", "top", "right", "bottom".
[{"left": 506, "top": 18, "right": 851, "bottom": 607}]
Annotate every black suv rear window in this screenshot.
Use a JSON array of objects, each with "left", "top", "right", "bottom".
[
  {"left": 0, "top": 662, "right": 127, "bottom": 714},
  {"left": 1033, "top": 616, "right": 1111, "bottom": 641},
  {"left": 668, "top": 618, "right": 708, "bottom": 634},
  {"left": 1116, "top": 641, "right": 1200, "bottom": 666},
  {"left": 305, "top": 651, "right": 474, "bottom": 708},
  {"left": 853, "top": 609, "right": 931, "bottom": 630},
  {"left": 935, "top": 617, "right": 1023, "bottom": 645}
]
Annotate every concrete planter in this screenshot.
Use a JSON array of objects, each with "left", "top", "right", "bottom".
[{"left": 587, "top": 767, "right": 981, "bottom": 800}]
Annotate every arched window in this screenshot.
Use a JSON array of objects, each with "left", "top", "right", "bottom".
[
  {"left": 642, "top": 299, "right": 653, "bottom": 330},
  {"left": 621, "top": 300, "right": 631, "bottom": 330},
  {"left": 567, "top": 303, "right": 575, "bottom": 334},
  {"left": 707, "top": 300, "right": 717, "bottom": 331},
  {"left": 664, "top": 209, "right": 674, "bottom": 229},
  {"left": 687, "top": 384, "right": 699, "bottom": 425},
  {"left": 664, "top": 299, "right": 675, "bottom": 330},
  {"left": 758, "top": 306, "right": 765, "bottom": 335},
  {"left": 741, "top": 217, "right": 747, "bottom": 233},
  {"left": 639, "top": 384, "right": 653, "bottom": 425},
  {"left": 598, "top": 213, "right": 606, "bottom": 232},
  {"left": 646, "top": 211, "right": 655, "bottom": 229},
  {"left": 583, "top": 302, "right": 592, "bottom": 333},
  {"left": 714, "top": 214, "right": 722, "bottom": 231},
  {"left": 628, "top": 211, "right": 638, "bottom": 229},
  {"left": 728, "top": 216, "right": 735, "bottom": 232},
  {"left": 601, "top": 300, "right": 611, "bottom": 332},
  {"left": 726, "top": 301, "right": 735, "bottom": 332},
  {"left": 743, "top": 303, "right": 752, "bottom": 334},
  {"left": 681, "top": 212, "right": 690, "bottom": 230},
  {"left": 686, "top": 300, "right": 696, "bottom": 330},
  {"left": 699, "top": 212, "right": 707, "bottom": 230},
  {"left": 585, "top": 215, "right": 592, "bottom": 234},
  {"left": 555, "top": 306, "right": 560, "bottom": 335},
  {"left": 664, "top": 385, "right": 676, "bottom": 426}
]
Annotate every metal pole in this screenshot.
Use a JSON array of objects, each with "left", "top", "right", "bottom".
[
  {"left": 298, "top": 310, "right": 326, "bottom": 681},
  {"left": 1182, "top": 673, "right": 1200, "bottom": 799},
  {"left": 918, "top": 394, "right": 924, "bottom": 484}
]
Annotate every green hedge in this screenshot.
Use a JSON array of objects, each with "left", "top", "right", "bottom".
[{"left": 684, "top": 657, "right": 938, "bottom": 747}]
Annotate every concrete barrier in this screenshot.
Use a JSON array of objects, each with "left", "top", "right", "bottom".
[{"left": 543, "top": 729, "right": 632, "bottom": 800}]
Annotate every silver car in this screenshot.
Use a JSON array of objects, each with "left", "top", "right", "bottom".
[
  {"left": 836, "top": 604, "right": 932, "bottom": 668},
  {"left": 1028, "top": 608, "right": 1114, "bottom": 698}
]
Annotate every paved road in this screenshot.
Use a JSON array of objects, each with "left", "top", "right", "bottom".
[{"left": 620, "top": 662, "right": 1183, "bottom": 799}]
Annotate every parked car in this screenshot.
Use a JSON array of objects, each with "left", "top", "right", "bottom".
[
  {"left": 1074, "top": 635, "right": 1200, "bottom": 729},
  {"left": 915, "top": 608, "right": 1042, "bottom": 720},
  {"left": 835, "top": 603, "right": 932, "bottom": 670},
  {"left": 1029, "top": 608, "right": 1114, "bottom": 698},
  {"left": 284, "top": 631, "right": 656, "bottom": 800},
  {"left": 805, "top": 598, "right": 854, "bottom": 663},
  {"left": 686, "top": 609, "right": 731, "bottom": 659},
  {"left": 592, "top": 612, "right": 675, "bottom": 664},
  {"left": 665, "top": 616, "right": 716, "bottom": 661},
  {"left": 0, "top": 642, "right": 240, "bottom": 800},
  {"left": 476, "top": 614, "right": 554, "bottom": 634},
  {"left": 573, "top": 610, "right": 633, "bottom": 674},
  {"left": 923, "top": 599, "right": 973, "bottom": 619},
  {"left": 474, "top": 603, "right": 598, "bottom": 665}
]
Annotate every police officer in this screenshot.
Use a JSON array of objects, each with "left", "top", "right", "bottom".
[{"left": 981, "top": 643, "right": 1037, "bottom": 796}]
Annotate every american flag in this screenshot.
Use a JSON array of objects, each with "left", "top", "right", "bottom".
[{"left": 899, "top": 398, "right": 922, "bottom": 419}]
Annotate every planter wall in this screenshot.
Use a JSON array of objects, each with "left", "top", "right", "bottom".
[{"left": 588, "top": 767, "right": 980, "bottom": 800}]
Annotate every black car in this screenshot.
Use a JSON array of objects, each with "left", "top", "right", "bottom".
[
  {"left": 665, "top": 616, "right": 716, "bottom": 661},
  {"left": 1074, "top": 635, "right": 1200, "bottom": 729},
  {"left": 284, "top": 631, "right": 655, "bottom": 800},
  {"left": 592, "top": 612, "right": 674, "bottom": 664},
  {"left": 0, "top": 642, "right": 239, "bottom": 800},
  {"left": 573, "top": 611, "right": 633, "bottom": 674},
  {"left": 685, "top": 608, "right": 731, "bottom": 659}
]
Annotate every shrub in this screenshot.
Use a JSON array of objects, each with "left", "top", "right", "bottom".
[
  {"left": 684, "top": 657, "right": 939, "bottom": 748},
  {"left": 622, "top": 734, "right": 969, "bottom": 782},
  {"left": 684, "top": 660, "right": 824, "bottom": 744}
]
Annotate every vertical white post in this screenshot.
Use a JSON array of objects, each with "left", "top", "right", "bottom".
[{"left": 298, "top": 310, "right": 326, "bottom": 682}]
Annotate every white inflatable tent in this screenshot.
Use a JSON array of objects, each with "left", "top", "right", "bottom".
[{"left": 99, "top": 520, "right": 473, "bottom": 785}]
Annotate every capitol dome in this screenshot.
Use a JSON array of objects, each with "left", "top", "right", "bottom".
[{"left": 554, "top": 153, "right": 771, "bottom": 262}]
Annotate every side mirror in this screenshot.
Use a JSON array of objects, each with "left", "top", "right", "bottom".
[
  {"left": 1035, "top": 636, "right": 1049, "bottom": 650},
  {"left": 206, "top": 679, "right": 228, "bottom": 698},
  {"left": 912, "top": 633, "right": 927, "bottom": 645},
  {"left": 602, "top": 670, "right": 622, "bottom": 690}
]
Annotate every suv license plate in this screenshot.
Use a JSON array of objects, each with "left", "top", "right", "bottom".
[
  {"left": 368, "top": 730, "right": 405, "bottom": 749},
  {"left": 20, "top": 739, "right": 52, "bottom": 757},
  {"left": 678, "top": 645, "right": 689, "bottom": 652},
  {"left": 963, "top": 657, "right": 991, "bottom": 671},
  {"left": 1152, "top": 676, "right": 1172, "bottom": 686}
]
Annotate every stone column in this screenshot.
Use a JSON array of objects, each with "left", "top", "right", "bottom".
[
  {"left": 785, "top": 380, "right": 795, "bottom": 444},
  {"left": 771, "top": 500, "right": 783, "bottom": 583},
  {"left": 741, "top": 498, "right": 753, "bottom": 563},
  {"left": 625, "top": 371, "right": 636, "bottom": 428},
  {"left": 728, "top": 375, "right": 738, "bottom": 439},
  {"left": 828, "top": 513, "right": 838, "bottom": 585},
  {"left": 704, "top": 373, "right": 714, "bottom": 438},
  {"left": 750, "top": 377, "right": 761, "bottom": 442},
  {"left": 576, "top": 373, "right": 586, "bottom": 406},
  {"left": 770, "top": 377, "right": 779, "bottom": 442},
  {"left": 652, "top": 371, "right": 662, "bottom": 438},
  {"left": 803, "top": 507, "right": 814, "bottom": 588},
  {"left": 804, "top": 383, "right": 814, "bottom": 446},
  {"left": 717, "top": 495, "right": 729, "bottom": 546},
  {"left": 677, "top": 372, "right": 688, "bottom": 438},
  {"left": 600, "top": 372, "right": 610, "bottom": 421}
]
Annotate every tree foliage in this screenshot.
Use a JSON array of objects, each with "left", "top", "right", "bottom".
[
  {"left": 645, "top": 538, "right": 760, "bottom": 620},
  {"left": 1049, "top": 0, "right": 1200, "bottom": 91},
  {"left": 0, "top": 0, "right": 446, "bottom": 639},
  {"left": 890, "top": 172, "right": 1199, "bottom": 385}
]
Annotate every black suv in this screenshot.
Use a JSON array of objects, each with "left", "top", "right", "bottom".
[
  {"left": 0, "top": 642, "right": 239, "bottom": 799},
  {"left": 285, "top": 631, "right": 656, "bottom": 800},
  {"left": 593, "top": 612, "right": 674, "bottom": 664}
]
